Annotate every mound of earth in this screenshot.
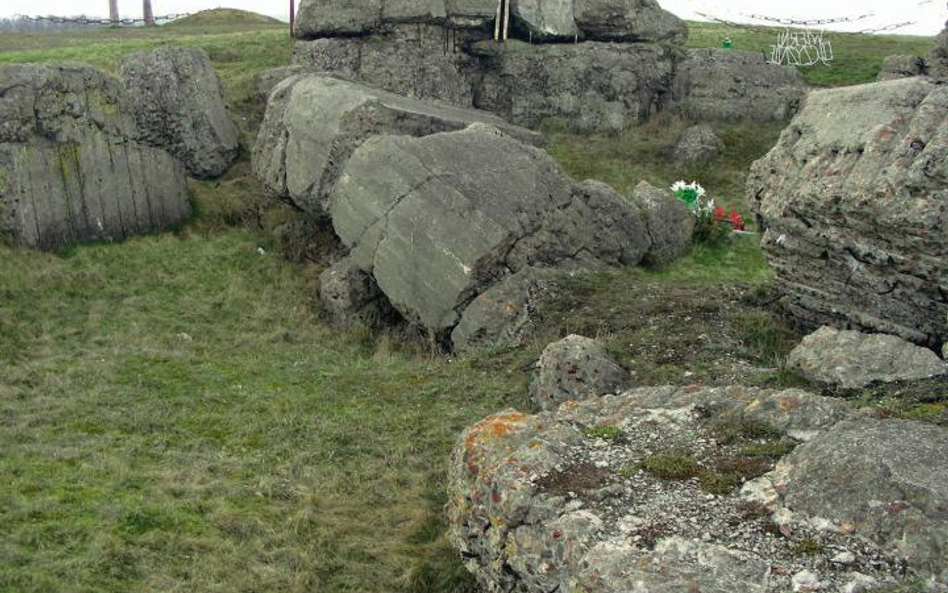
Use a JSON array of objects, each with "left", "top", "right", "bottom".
[
  {"left": 167, "top": 8, "right": 281, "bottom": 27},
  {"left": 0, "top": 63, "right": 190, "bottom": 249},
  {"left": 747, "top": 77, "right": 948, "bottom": 350},
  {"left": 448, "top": 385, "right": 948, "bottom": 592}
]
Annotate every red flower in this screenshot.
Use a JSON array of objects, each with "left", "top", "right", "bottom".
[
  {"left": 729, "top": 210, "right": 745, "bottom": 231},
  {"left": 714, "top": 206, "right": 726, "bottom": 221}
]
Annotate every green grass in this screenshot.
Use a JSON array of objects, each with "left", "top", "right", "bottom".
[
  {"left": 166, "top": 8, "right": 283, "bottom": 28},
  {"left": 0, "top": 231, "right": 522, "bottom": 592},
  {"left": 0, "top": 20, "right": 291, "bottom": 124},
  {"left": 686, "top": 21, "right": 934, "bottom": 87},
  {"left": 545, "top": 114, "right": 786, "bottom": 218}
]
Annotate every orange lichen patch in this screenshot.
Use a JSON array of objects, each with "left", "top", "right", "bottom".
[
  {"left": 778, "top": 397, "right": 802, "bottom": 412},
  {"left": 463, "top": 412, "right": 529, "bottom": 476}
]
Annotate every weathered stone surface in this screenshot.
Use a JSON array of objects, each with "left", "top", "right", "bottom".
[
  {"left": 448, "top": 385, "right": 866, "bottom": 593},
  {"left": 574, "top": 0, "right": 687, "bottom": 43},
  {"left": 253, "top": 65, "right": 325, "bottom": 103},
  {"left": 252, "top": 74, "right": 543, "bottom": 215},
  {"left": 929, "top": 14, "right": 948, "bottom": 81},
  {"left": 293, "top": 26, "right": 483, "bottom": 108},
  {"left": 778, "top": 417, "right": 948, "bottom": 580},
  {"left": 747, "top": 78, "right": 948, "bottom": 347},
  {"left": 788, "top": 326, "right": 948, "bottom": 389},
  {"left": 293, "top": 31, "right": 680, "bottom": 132},
  {"left": 327, "top": 124, "right": 649, "bottom": 342},
  {"left": 673, "top": 48, "right": 806, "bottom": 123},
  {"left": 318, "top": 257, "right": 397, "bottom": 328},
  {"left": 471, "top": 40, "right": 679, "bottom": 131},
  {"left": 512, "top": 0, "right": 578, "bottom": 40},
  {"left": 672, "top": 123, "right": 724, "bottom": 167},
  {"left": 294, "top": 0, "right": 499, "bottom": 37},
  {"left": 530, "top": 335, "right": 630, "bottom": 410},
  {"left": 631, "top": 181, "right": 694, "bottom": 268},
  {"left": 0, "top": 63, "right": 190, "bottom": 250},
  {"left": 451, "top": 267, "right": 558, "bottom": 353},
  {"left": 294, "top": 0, "right": 383, "bottom": 37},
  {"left": 120, "top": 46, "right": 239, "bottom": 179},
  {"left": 877, "top": 55, "right": 926, "bottom": 82}
]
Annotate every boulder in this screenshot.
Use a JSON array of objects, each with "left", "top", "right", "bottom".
[
  {"left": 512, "top": 0, "right": 579, "bottom": 41},
  {"left": 877, "top": 55, "right": 926, "bottom": 82},
  {"left": 0, "top": 63, "right": 190, "bottom": 250},
  {"left": 293, "top": 26, "right": 483, "bottom": 108},
  {"left": 573, "top": 0, "right": 687, "bottom": 44},
  {"left": 631, "top": 181, "right": 694, "bottom": 268},
  {"left": 252, "top": 74, "right": 543, "bottom": 215},
  {"left": 530, "top": 335, "right": 630, "bottom": 410},
  {"left": 317, "top": 257, "right": 398, "bottom": 329},
  {"left": 671, "top": 123, "right": 724, "bottom": 167},
  {"left": 787, "top": 326, "right": 948, "bottom": 389},
  {"left": 747, "top": 78, "right": 948, "bottom": 348},
  {"left": 292, "top": 28, "right": 681, "bottom": 132},
  {"left": 326, "top": 124, "right": 649, "bottom": 344},
  {"left": 928, "top": 10, "right": 947, "bottom": 82},
  {"left": 120, "top": 46, "right": 239, "bottom": 179},
  {"left": 471, "top": 40, "right": 679, "bottom": 131},
  {"left": 451, "top": 267, "right": 558, "bottom": 353},
  {"left": 293, "top": 0, "right": 499, "bottom": 37},
  {"left": 447, "top": 385, "right": 886, "bottom": 593},
  {"left": 253, "top": 65, "right": 325, "bottom": 103},
  {"left": 673, "top": 48, "right": 806, "bottom": 123},
  {"left": 294, "top": 0, "right": 383, "bottom": 37},
  {"left": 777, "top": 417, "right": 948, "bottom": 581}
]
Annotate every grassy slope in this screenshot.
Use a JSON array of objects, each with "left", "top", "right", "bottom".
[
  {"left": 686, "top": 21, "right": 934, "bottom": 87},
  {"left": 1, "top": 17, "right": 944, "bottom": 593}
]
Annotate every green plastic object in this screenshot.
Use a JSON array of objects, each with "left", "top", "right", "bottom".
[{"left": 722, "top": 37, "right": 733, "bottom": 49}]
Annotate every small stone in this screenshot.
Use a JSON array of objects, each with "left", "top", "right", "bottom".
[
  {"left": 792, "top": 570, "right": 822, "bottom": 592},
  {"left": 843, "top": 573, "right": 878, "bottom": 593},
  {"left": 831, "top": 551, "right": 856, "bottom": 565}
]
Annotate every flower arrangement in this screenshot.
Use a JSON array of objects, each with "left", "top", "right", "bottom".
[
  {"left": 671, "top": 180, "right": 745, "bottom": 243},
  {"left": 671, "top": 181, "right": 712, "bottom": 214}
]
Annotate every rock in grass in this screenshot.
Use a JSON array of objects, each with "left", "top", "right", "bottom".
[
  {"left": 747, "top": 77, "right": 948, "bottom": 348},
  {"left": 673, "top": 48, "right": 806, "bottom": 123},
  {"left": 0, "top": 63, "right": 190, "bottom": 250},
  {"left": 450, "top": 267, "right": 558, "bottom": 353},
  {"left": 326, "top": 124, "right": 649, "bottom": 346},
  {"left": 120, "top": 46, "right": 239, "bottom": 179},
  {"left": 672, "top": 124, "right": 724, "bottom": 167},
  {"left": 252, "top": 74, "right": 543, "bottom": 215},
  {"left": 780, "top": 417, "right": 948, "bottom": 581},
  {"left": 787, "top": 327, "right": 948, "bottom": 389},
  {"left": 447, "top": 385, "right": 859, "bottom": 593},
  {"left": 876, "top": 54, "right": 926, "bottom": 81},
  {"left": 631, "top": 181, "right": 694, "bottom": 268},
  {"left": 530, "top": 335, "right": 630, "bottom": 410},
  {"left": 787, "top": 327, "right": 947, "bottom": 389}
]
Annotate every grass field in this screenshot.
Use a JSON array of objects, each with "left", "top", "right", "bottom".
[{"left": 0, "top": 12, "right": 944, "bottom": 593}]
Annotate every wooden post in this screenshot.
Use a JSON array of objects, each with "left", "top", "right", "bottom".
[
  {"left": 289, "top": 0, "right": 296, "bottom": 36},
  {"left": 143, "top": 0, "right": 155, "bottom": 26},
  {"left": 493, "top": 0, "right": 502, "bottom": 41},
  {"left": 502, "top": 0, "right": 510, "bottom": 41},
  {"left": 108, "top": 0, "right": 119, "bottom": 25}
]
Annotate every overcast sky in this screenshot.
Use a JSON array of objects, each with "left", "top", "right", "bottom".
[{"left": 0, "top": 0, "right": 945, "bottom": 36}]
